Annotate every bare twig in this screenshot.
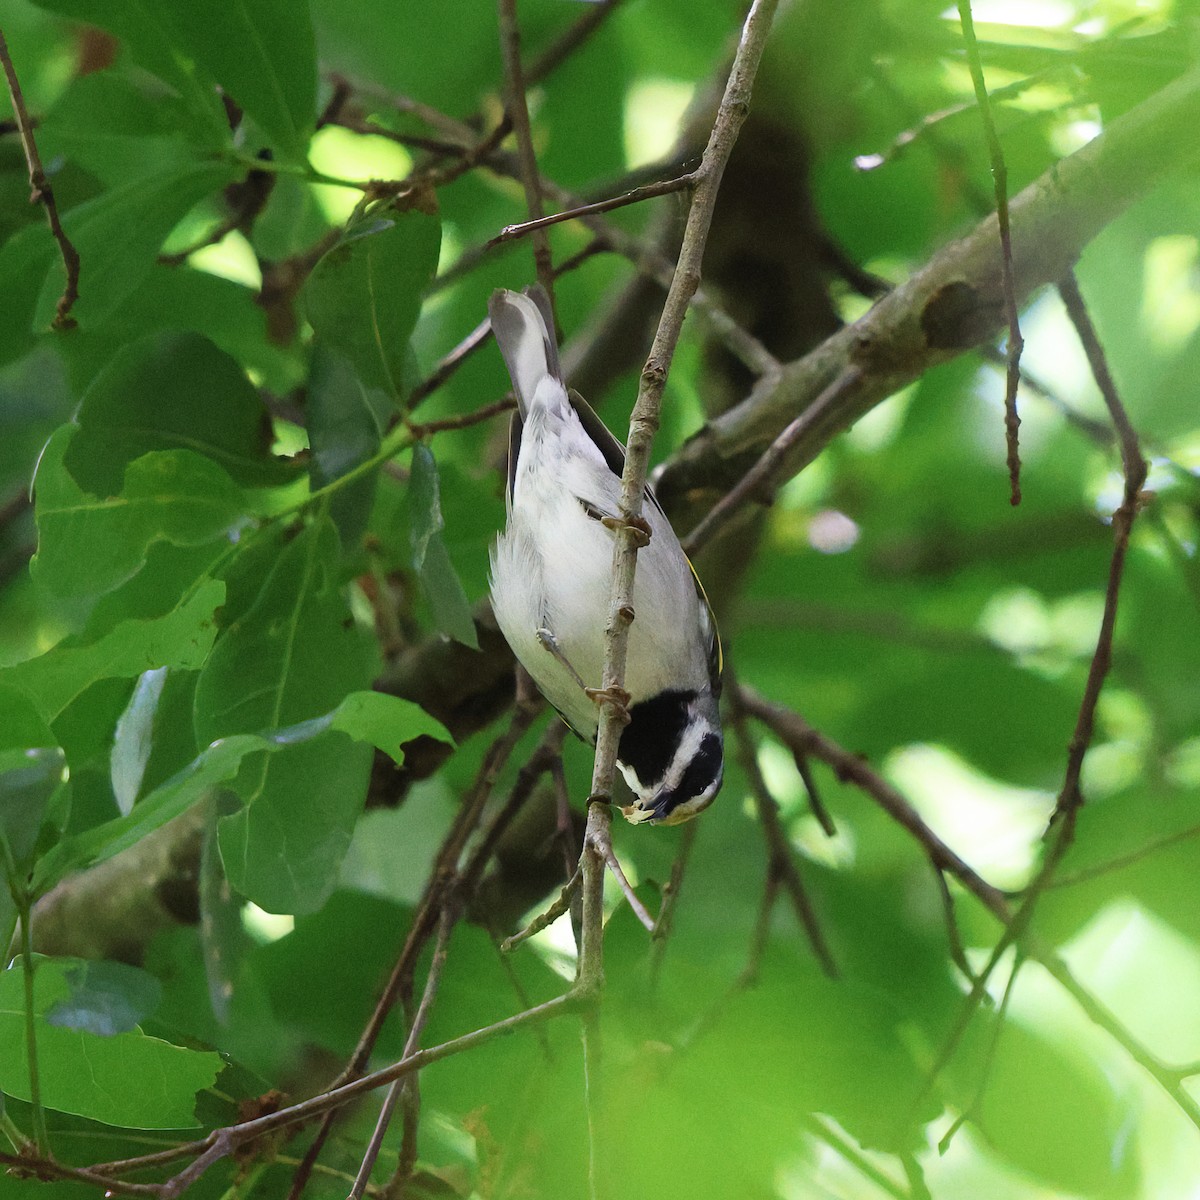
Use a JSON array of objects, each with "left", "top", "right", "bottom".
[
  {"left": 487, "top": 173, "right": 697, "bottom": 249},
  {"left": 736, "top": 687, "right": 1200, "bottom": 1137},
  {"left": 524, "top": 0, "right": 624, "bottom": 87},
  {"left": 907, "top": 273, "right": 1148, "bottom": 1113},
  {"left": 0, "top": 1152, "right": 164, "bottom": 1197},
  {"left": 1053, "top": 269, "right": 1148, "bottom": 824},
  {"left": 351, "top": 905, "right": 457, "bottom": 1200},
  {"left": 406, "top": 396, "right": 516, "bottom": 438},
  {"left": 647, "top": 819, "right": 697, "bottom": 987},
  {"left": 661, "top": 68, "right": 1200, "bottom": 508},
  {"left": 728, "top": 681, "right": 838, "bottom": 977},
  {"left": 803, "top": 1115, "right": 910, "bottom": 1200},
  {"left": 958, "top": 0, "right": 1023, "bottom": 505},
  {"left": 149, "top": 992, "right": 582, "bottom": 1198},
  {"left": 285, "top": 695, "right": 542, "bottom": 1200},
  {"left": 682, "top": 367, "right": 863, "bottom": 555},
  {"left": 594, "top": 834, "right": 655, "bottom": 932},
  {"left": 497, "top": 0, "right": 555, "bottom": 299},
  {"left": 0, "top": 28, "right": 80, "bottom": 327},
  {"left": 737, "top": 688, "right": 1009, "bottom": 918},
  {"left": 502, "top": 865, "right": 582, "bottom": 952},
  {"left": 588, "top": 0, "right": 782, "bottom": 810},
  {"left": 937, "top": 950, "right": 1022, "bottom": 1155}
]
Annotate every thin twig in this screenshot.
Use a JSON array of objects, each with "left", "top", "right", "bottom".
[
  {"left": 502, "top": 865, "right": 581, "bottom": 952},
  {"left": 150, "top": 992, "right": 582, "bottom": 1198},
  {"left": 594, "top": 834, "right": 655, "bottom": 932},
  {"left": 407, "top": 238, "right": 607, "bottom": 417},
  {"left": 486, "top": 173, "right": 697, "bottom": 248},
  {"left": 0, "top": 1152, "right": 164, "bottom": 1197},
  {"left": 711, "top": 685, "right": 1200, "bottom": 1139},
  {"left": 960, "top": 2, "right": 1024, "bottom": 502},
  {"left": 795, "top": 751, "right": 836, "bottom": 837},
  {"left": 907, "top": 270, "right": 1149, "bottom": 1117},
  {"left": 589, "top": 0, "right": 782, "bottom": 809},
  {"left": 728, "top": 681, "right": 838, "bottom": 977},
  {"left": 937, "top": 949, "right": 1022, "bottom": 1155},
  {"left": 0, "top": 28, "right": 80, "bottom": 327},
  {"left": 406, "top": 396, "right": 516, "bottom": 438},
  {"left": 497, "top": 0, "right": 555, "bottom": 299},
  {"left": 351, "top": 905, "right": 457, "bottom": 1200},
  {"left": 737, "top": 688, "right": 1009, "bottom": 918},
  {"left": 682, "top": 367, "right": 862, "bottom": 556},
  {"left": 1054, "top": 269, "right": 1148, "bottom": 824},
  {"left": 803, "top": 1115, "right": 910, "bottom": 1200},
  {"left": 933, "top": 867, "right": 977, "bottom": 984},
  {"left": 647, "top": 819, "right": 697, "bottom": 988},
  {"left": 524, "top": 0, "right": 625, "bottom": 87},
  {"left": 284, "top": 696, "right": 542, "bottom": 1200}
]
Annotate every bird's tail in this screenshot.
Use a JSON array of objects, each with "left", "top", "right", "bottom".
[{"left": 488, "top": 285, "right": 562, "bottom": 419}]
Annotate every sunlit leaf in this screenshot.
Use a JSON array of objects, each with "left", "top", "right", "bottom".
[
  {"left": 0, "top": 959, "right": 220, "bottom": 1128},
  {"left": 304, "top": 199, "right": 441, "bottom": 401},
  {"left": 408, "top": 444, "right": 478, "bottom": 649},
  {"left": 33, "top": 429, "right": 244, "bottom": 600},
  {"left": 65, "top": 331, "right": 287, "bottom": 495},
  {"left": 1, "top": 579, "right": 226, "bottom": 723},
  {"left": 34, "top": 161, "right": 239, "bottom": 332},
  {"left": 195, "top": 518, "right": 374, "bottom": 912}
]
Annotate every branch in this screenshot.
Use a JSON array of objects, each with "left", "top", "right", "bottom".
[
  {"left": 486, "top": 172, "right": 697, "bottom": 248},
  {"left": 957, "top": 0, "right": 1024, "bottom": 505},
  {"left": 496, "top": 0, "right": 555, "bottom": 298},
  {"left": 0, "top": 27, "right": 80, "bottom": 327},
  {"left": 659, "top": 67, "right": 1200, "bottom": 505}
]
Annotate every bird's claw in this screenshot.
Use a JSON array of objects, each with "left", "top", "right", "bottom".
[
  {"left": 585, "top": 685, "right": 631, "bottom": 724},
  {"left": 601, "top": 514, "right": 652, "bottom": 548}
]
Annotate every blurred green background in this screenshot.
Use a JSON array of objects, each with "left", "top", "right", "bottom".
[{"left": 1, "top": 0, "right": 1199, "bottom": 1197}]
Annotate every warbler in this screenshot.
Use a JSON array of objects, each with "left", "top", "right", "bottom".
[{"left": 488, "top": 285, "right": 723, "bottom": 825}]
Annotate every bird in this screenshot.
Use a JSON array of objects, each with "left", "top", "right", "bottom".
[{"left": 487, "top": 284, "right": 723, "bottom": 825}]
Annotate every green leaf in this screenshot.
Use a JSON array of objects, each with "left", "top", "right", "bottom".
[
  {"left": 330, "top": 690, "right": 453, "bottom": 761},
  {"left": 33, "top": 690, "right": 449, "bottom": 895},
  {"left": 33, "top": 428, "right": 245, "bottom": 601},
  {"left": 27, "top": 0, "right": 230, "bottom": 142},
  {"left": 39, "top": 71, "right": 217, "bottom": 186},
  {"left": 111, "top": 668, "right": 168, "bottom": 815},
  {"left": 45, "top": 958, "right": 163, "bottom": 1036},
  {"left": 306, "top": 341, "right": 385, "bottom": 544},
  {"left": 196, "top": 518, "right": 374, "bottom": 912},
  {"left": 0, "top": 222, "right": 56, "bottom": 366},
  {"left": 973, "top": 1018, "right": 1138, "bottom": 1195},
  {"left": 65, "top": 331, "right": 287, "bottom": 494},
  {"left": 304, "top": 200, "right": 441, "bottom": 401},
  {"left": 155, "top": 0, "right": 318, "bottom": 160},
  {"left": 409, "top": 442, "right": 444, "bottom": 571},
  {"left": 0, "top": 959, "right": 220, "bottom": 1128},
  {"left": 216, "top": 733, "right": 371, "bottom": 915},
  {"left": 35, "top": 160, "right": 239, "bottom": 332},
  {"left": 408, "top": 444, "right": 478, "bottom": 649},
  {"left": 195, "top": 520, "right": 369, "bottom": 740},
  {"left": 1, "top": 579, "right": 226, "bottom": 723},
  {"left": 416, "top": 534, "right": 480, "bottom": 650},
  {"left": 0, "top": 748, "right": 67, "bottom": 888},
  {"left": 33, "top": 732, "right": 256, "bottom": 895}
]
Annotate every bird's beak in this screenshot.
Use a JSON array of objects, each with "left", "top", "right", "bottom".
[{"left": 619, "top": 801, "right": 657, "bottom": 825}]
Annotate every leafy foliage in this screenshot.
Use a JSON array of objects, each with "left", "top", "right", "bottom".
[{"left": 0, "top": 1, "right": 1198, "bottom": 1198}]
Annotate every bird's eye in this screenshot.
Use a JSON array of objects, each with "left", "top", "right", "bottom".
[{"left": 670, "top": 733, "right": 723, "bottom": 809}]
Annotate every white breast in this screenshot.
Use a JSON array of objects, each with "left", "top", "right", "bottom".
[{"left": 490, "top": 395, "right": 708, "bottom": 740}]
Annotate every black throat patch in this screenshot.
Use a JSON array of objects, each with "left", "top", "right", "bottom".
[{"left": 618, "top": 689, "right": 692, "bottom": 789}]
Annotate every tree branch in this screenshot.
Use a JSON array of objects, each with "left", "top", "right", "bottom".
[
  {"left": 0, "top": 27, "right": 80, "bottom": 327},
  {"left": 659, "top": 67, "right": 1200, "bottom": 506}
]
